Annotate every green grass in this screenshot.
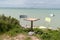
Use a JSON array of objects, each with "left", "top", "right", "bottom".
[{"left": 34, "top": 28, "right": 60, "bottom": 40}]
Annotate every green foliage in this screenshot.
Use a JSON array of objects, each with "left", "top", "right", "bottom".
[
  {"left": 33, "top": 28, "right": 51, "bottom": 40},
  {"left": 23, "top": 28, "right": 31, "bottom": 32},
  {"left": 0, "top": 15, "right": 21, "bottom": 34},
  {"left": 34, "top": 28, "right": 60, "bottom": 40},
  {"left": 6, "top": 26, "right": 21, "bottom": 36},
  {"left": 41, "top": 33, "right": 51, "bottom": 40},
  {"left": 49, "top": 30, "right": 60, "bottom": 40},
  {"left": 34, "top": 28, "right": 43, "bottom": 35},
  {"left": 0, "top": 14, "right": 31, "bottom": 36}
]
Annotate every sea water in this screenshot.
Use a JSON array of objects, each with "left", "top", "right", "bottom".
[{"left": 0, "top": 8, "right": 60, "bottom": 29}]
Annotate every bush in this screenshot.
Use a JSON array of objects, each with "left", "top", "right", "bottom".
[
  {"left": 41, "top": 33, "right": 51, "bottom": 40},
  {"left": 34, "top": 28, "right": 43, "bottom": 35},
  {"left": 0, "top": 15, "right": 21, "bottom": 34}
]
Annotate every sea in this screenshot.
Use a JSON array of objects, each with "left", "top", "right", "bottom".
[{"left": 0, "top": 8, "right": 60, "bottom": 29}]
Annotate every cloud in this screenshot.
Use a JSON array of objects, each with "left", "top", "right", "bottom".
[
  {"left": 0, "top": 0, "right": 60, "bottom": 8},
  {"left": 0, "top": 0, "right": 27, "bottom": 7},
  {"left": 0, "top": 0, "right": 26, "bottom": 4}
]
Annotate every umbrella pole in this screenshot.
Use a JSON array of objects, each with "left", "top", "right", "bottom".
[{"left": 31, "top": 21, "right": 33, "bottom": 31}]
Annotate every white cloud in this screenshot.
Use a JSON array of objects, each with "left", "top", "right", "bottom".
[
  {"left": 33, "top": 1, "right": 45, "bottom": 4},
  {"left": 0, "top": 0, "right": 60, "bottom": 8},
  {"left": 0, "top": 0, "right": 27, "bottom": 7},
  {"left": 0, "top": 0, "right": 26, "bottom": 4}
]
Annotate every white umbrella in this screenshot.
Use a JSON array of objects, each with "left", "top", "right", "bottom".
[{"left": 50, "top": 14, "right": 55, "bottom": 17}]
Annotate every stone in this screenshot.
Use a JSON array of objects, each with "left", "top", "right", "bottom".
[{"left": 28, "top": 31, "right": 35, "bottom": 36}]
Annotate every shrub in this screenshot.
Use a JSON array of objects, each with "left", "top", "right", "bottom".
[
  {"left": 0, "top": 15, "right": 21, "bottom": 34},
  {"left": 41, "top": 33, "right": 51, "bottom": 40},
  {"left": 34, "top": 28, "right": 43, "bottom": 35}
]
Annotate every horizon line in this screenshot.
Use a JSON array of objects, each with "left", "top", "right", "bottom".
[{"left": 0, "top": 7, "right": 60, "bottom": 9}]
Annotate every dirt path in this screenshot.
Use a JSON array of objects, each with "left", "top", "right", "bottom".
[
  {"left": 29, "top": 36, "right": 40, "bottom": 40},
  {"left": 0, "top": 34, "right": 41, "bottom": 40}
]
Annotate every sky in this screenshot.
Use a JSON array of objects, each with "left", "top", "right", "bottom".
[{"left": 0, "top": 0, "right": 60, "bottom": 8}]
